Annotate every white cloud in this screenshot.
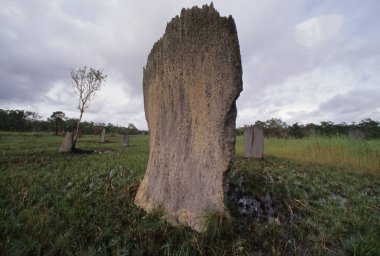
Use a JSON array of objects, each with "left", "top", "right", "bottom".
[
  {"left": 294, "top": 14, "right": 344, "bottom": 48},
  {"left": 236, "top": 64, "right": 376, "bottom": 126}
]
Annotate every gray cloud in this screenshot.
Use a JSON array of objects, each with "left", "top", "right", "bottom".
[
  {"left": 0, "top": 0, "right": 379, "bottom": 129},
  {"left": 286, "top": 89, "right": 380, "bottom": 124},
  {"left": 318, "top": 89, "right": 380, "bottom": 117}
]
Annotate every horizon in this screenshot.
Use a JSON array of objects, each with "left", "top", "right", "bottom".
[{"left": 1, "top": 107, "right": 378, "bottom": 131}]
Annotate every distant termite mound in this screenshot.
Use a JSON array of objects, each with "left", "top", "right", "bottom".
[
  {"left": 135, "top": 3, "right": 243, "bottom": 231},
  {"left": 244, "top": 125, "right": 264, "bottom": 159}
]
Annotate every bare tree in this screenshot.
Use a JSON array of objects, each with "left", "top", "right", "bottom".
[{"left": 70, "top": 66, "right": 107, "bottom": 150}]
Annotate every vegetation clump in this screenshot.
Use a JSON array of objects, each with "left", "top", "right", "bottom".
[{"left": 237, "top": 118, "right": 380, "bottom": 139}]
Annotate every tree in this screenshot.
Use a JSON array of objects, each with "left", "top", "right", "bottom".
[
  {"left": 0, "top": 109, "right": 41, "bottom": 131},
  {"left": 49, "top": 111, "right": 67, "bottom": 135},
  {"left": 25, "top": 111, "right": 42, "bottom": 132},
  {"left": 318, "top": 121, "right": 336, "bottom": 136},
  {"left": 265, "top": 118, "right": 288, "bottom": 138},
  {"left": 254, "top": 120, "right": 265, "bottom": 128},
  {"left": 127, "top": 123, "right": 138, "bottom": 135},
  {"left": 0, "top": 109, "right": 8, "bottom": 130},
  {"left": 64, "top": 118, "right": 79, "bottom": 133},
  {"left": 288, "top": 122, "right": 305, "bottom": 138},
  {"left": 25, "top": 111, "right": 42, "bottom": 121},
  {"left": 71, "top": 66, "right": 107, "bottom": 150},
  {"left": 358, "top": 118, "right": 380, "bottom": 139}
]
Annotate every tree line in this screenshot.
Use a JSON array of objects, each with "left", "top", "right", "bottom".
[
  {"left": 0, "top": 109, "right": 140, "bottom": 135},
  {"left": 2, "top": 109, "right": 379, "bottom": 139},
  {"left": 237, "top": 118, "right": 380, "bottom": 139}
]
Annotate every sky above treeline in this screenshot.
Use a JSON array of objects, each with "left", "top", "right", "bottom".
[{"left": 1, "top": 0, "right": 379, "bottom": 130}]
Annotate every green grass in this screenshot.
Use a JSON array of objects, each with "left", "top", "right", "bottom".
[
  {"left": 1, "top": 132, "right": 379, "bottom": 255},
  {"left": 236, "top": 135, "right": 380, "bottom": 174}
]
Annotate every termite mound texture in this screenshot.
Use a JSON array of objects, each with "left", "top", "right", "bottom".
[{"left": 135, "top": 3, "right": 243, "bottom": 231}]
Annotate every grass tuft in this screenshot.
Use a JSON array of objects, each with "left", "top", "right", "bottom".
[{"left": 203, "top": 211, "right": 234, "bottom": 242}]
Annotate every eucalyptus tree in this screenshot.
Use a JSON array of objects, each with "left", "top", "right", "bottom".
[{"left": 70, "top": 66, "right": 107, "bottom": 150}]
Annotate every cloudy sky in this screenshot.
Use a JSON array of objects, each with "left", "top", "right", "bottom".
[{"left": 1, "top": 0, "right": 379, "bottom": 129}]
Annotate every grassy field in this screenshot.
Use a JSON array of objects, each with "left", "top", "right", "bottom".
[
  {"left": 1, "top": 132, "right": 379, "bottom": 255},
  {"left": 236, "top": 135, "right": 380, "bottom": 174}
]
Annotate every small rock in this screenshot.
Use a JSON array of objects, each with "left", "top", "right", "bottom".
[
  {"left": 238, "top": 196, "right": 262, "bottom": 218},
  {"left": 66, "top": 182, "right": 73, "bottom": 189}
]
